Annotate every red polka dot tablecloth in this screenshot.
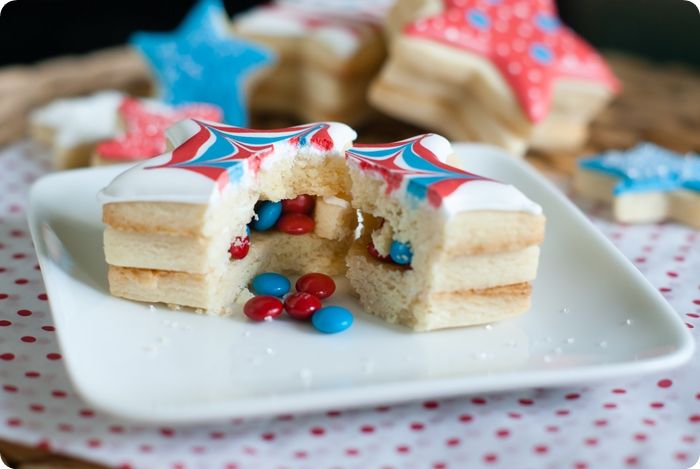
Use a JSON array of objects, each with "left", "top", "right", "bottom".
[{"left": 0, "top": 142, "right": 699, "bottom": 469}]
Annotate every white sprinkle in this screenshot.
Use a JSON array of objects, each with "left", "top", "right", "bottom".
[
  {"left": 149, "top": 305, "right": 156, "bottom": 312},
  {"left": 263, "top": 316, "right": 274, "bottom": 322},
  {"left": 560, "top": 307, "right": 570, "bottom": 314},
  {"left": 266, "top": 347, "right": 275, "bottom": 356},
  {"left": 484, "top": 324, "right": 493, "bottom": 331},
  {"left": 625, "top": 318, "right": 633, "bottom": 326},
  {"left": 599, "top": 341, "right": 608, "bottom": 349},
  {"left": 475, "top": 352, "right": 488, "bottom": 360},
  {"left": 566, "top": 337, "right": 575, "bottom": 344}
]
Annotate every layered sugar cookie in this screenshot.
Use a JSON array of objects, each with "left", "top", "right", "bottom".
[
  {"left": 232, "top": 0, "right": 392, "bottom": 124},
  {"left": 370, "top": 0, "right": 620, "bottom": 155},
  {"left": 100, "top": 120, "right": 358, "bottom": 314},
  {"left": 99, "top": 120, "right": 544, "bottom": 330},
  {"left": 574, "top": 144, "right": 700, "bottom": 228},
  {"left": 345, "top": 134, "right": 545, "bottom": 331},
  {"left": 29, "top": 91, "right": 124, "bottom": 169},
  {"left": 93, "top": 98, "right": 222, "bottom": 165}
]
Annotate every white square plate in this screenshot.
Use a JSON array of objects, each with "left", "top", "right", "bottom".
[{"left": 27, "top": 144, "right": 693, "bottom": 424}]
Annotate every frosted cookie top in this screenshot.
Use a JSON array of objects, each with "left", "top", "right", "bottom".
[
  {"left": 29, "top": 91, "right": 124, "bottom": 148},
  {"left": 99, "top": 119, "right": 357, "bottom": 205},
  {"left": 579, "top": 143, "right": 700, "bottom": 195},
  {"left": 233, "top": 0, "right": 391, "bottom": 57},
  {"left": 96, "top": 98, "right": 222, "bottom": 162},
  {"left": 405, "top": 0, "right": 619, "bottom": 122},
  {"left": 346, "top": 134, "right": 542, "bottom": 215}
]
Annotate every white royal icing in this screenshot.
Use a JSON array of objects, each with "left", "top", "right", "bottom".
[{"left": 30, "top": 91, "right": 124, "bottom": 148}]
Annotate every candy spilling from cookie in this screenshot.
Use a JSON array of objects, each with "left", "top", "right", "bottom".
[{"left": 99, "top": 119, "right": 545, "bottom": 331}]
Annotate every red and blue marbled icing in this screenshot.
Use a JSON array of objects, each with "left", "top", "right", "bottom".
[
  {"left": 347, "top": 134, "right": 489, "bottom": 207},
  {"left": 149, "top": 120, "right": 343, "bottom": 189},
  {"left": 100, "top": 120, "right": 541, "bottom": 215}
]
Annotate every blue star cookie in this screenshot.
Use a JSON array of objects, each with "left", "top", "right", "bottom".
[
  {"left": 130, "top": 0, "right": 274, "bottom": 125},
  {"left": 579, "top": 143, "right": 700, "bottom": 195}
]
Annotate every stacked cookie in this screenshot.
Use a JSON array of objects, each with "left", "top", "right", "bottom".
[
  {"left": 345, "top": 135, "right": 545, "bottom": 330},
  {"left": 100, "top": 120, "right": 358, "bottom": 314},
  {"left": 232, "top": 0, "right": 391, "bottom": 124},
  {"left": 371, "top": 0, "right": 620, "bottom": 155},
  {"left": 574, "top": 144, "right": 700, "bottom": 228},
  {"left": 100, "top": 119, "right": 545, "bottom": 331}
]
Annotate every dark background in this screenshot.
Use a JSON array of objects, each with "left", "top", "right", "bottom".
[{"left": 1, "top": 0, "right": 699, "bottom": 67}]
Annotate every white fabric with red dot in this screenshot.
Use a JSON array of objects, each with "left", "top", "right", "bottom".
[{"left": 0, "top": 142, "right": 698, "bottom": 468}]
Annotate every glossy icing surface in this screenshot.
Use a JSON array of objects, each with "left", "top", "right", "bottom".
[
  {"left": 99, "top": 119, "right": 356, "bottom": 205},
  {"left": 405, "top": 0, "right": 619, "bottom": 122},
  {"left": 580, "top": 143, "right": 700, "bottom": 195},
  {"left": 101, "top": 121, "right": 541, "bottom": 216},
  {"left": 346, "top": 134, "right": 542, "bottom": 214}
]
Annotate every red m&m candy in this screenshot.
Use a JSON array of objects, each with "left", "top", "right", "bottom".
[
  {"left": 296, "top": 273, "right": 336, "bottom": 299},
  {"left": 367, "top": 241, "right": 391, "bottom": 262},
  {"left": 243, "top": 296, "right": 283, "bottom": 321},
  {"left": 277, "top": 213, "right": 314, "bottom": 235},
  {"left": 282, "top": 194, "right": 315, "bottom": 214},
  {"left": 228, "top": 236, "right": 250, "bottom": 260},
  {"left": 284, "top": 292, "right": 322, "bottom": 320}
]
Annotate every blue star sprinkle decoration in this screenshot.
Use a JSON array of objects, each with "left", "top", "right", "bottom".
[{"left": 130, "top": 0, "right": 274, "bottom": 125}]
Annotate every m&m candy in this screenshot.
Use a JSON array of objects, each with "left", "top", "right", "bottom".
[
  {"left": 228, "top": 236, "right": 250, "bottom": 260},
  {"left": 243, "top": 296, "right": 283, "bottom": 321},
  {"left": 295, "top": 273, "right": 336, "bottom": 299},
  {"left": 277, "top": 213, "right": 314, "bottom": 235},
  {"left": 281, "top": 194, "right": 315, "bottom": 214},
  {"left": 284, "top": 292, "right": 322, "bottom": 320},
  {"left": 390, "top": 240, "right": 413, "bottom": 265},
  {"left": 311, "top": 306, "right": 353, "bottom": 334},
  {"left": 367, "top": 241, "right": 391, "bottom": 263},
  {"left": 252, "top": 272, "right": 291, "bottom": 297},
  {"left": 251, "top": 200, "right": 282, "bottom": 231}
]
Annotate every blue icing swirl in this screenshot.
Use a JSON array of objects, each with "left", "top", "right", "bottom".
[{"left": 579, "top": 143, "right": 700, "bottom": 195}]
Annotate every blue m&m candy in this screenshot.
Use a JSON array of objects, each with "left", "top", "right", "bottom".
[
  {"left": 252, "top": 272, "right": 290, "bottom": 297},
  {"left": 311, "top": 306, "right": 353, "bottom": 334},
  {"left": 251, "top": 200, "right": 282, "bottom": 231},
  {"left": 390, "top": 240, "right": 413, "bottom": 265}
]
